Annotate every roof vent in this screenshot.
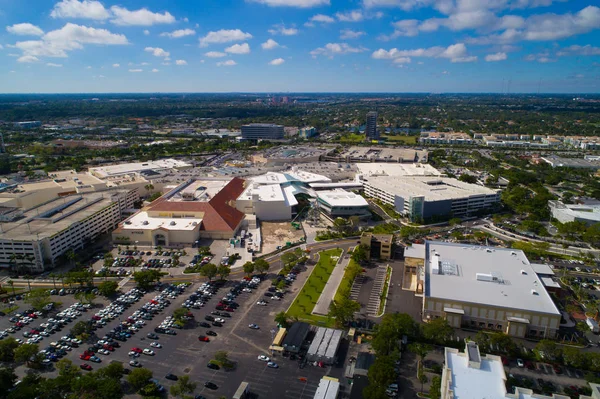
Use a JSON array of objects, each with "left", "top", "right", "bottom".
[
  {"left": 531, "top": 289, "right": 539, "bottom": 295},
  {"left": 520, "top": 270, "right": 527, "bottom": 275},
  {"left": 170, "top": 221, "right": 176, "bottom": 226},
  {"left": 511, "top": 251, "right": 517, "bottom": 256},
  {"left": 142, "top": 220, "right": 149, "bottom": 225},
  {"left": 486, "top": 249, "right": 493, "bottom": 253}
]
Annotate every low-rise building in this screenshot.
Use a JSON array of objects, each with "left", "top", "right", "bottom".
[
  {"left": 282, "top": 322, "right": 310, "bottom": 354},
  {"left": 241, "top": 123, "right": 285, "bottom": 140},
  {"left": 549, "top": 200, "right": 600, "bottom": 225},
  {"left": 306, "top": 327, "right": 343, "bottom": 365},
  {"left": 360, "top": 232, "right": 393, "bottom": 260},
  {"left": 316, "top": 190, "right": 370, "bottom": 218}
]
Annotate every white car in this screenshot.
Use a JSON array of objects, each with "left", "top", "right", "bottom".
[
  {"left": 214, "top": 318, "right": 225, "bottom": 323},
  {"left": 150, "top": 342, "right": 162, "bottom": 348},
  {"left": 128, "top": 351, "right": 140, "bottom": 357},
  {"left": 249, "top": 324, "right": 259, "bottom": 329},
  {"left": 267, "top": 362, "right": 278, "bottom": 368},
  {"left": 143, "top": 349, "right": 155, "bottom": 356},
  {"left": 256, "top": 301, "right": 267, "bottom": 306},
  {"left": 257, "top": 355, "right": 270, "bottom": 362},
  {"left": 98, "top": 349, "right": 110, "bottom": 355}
]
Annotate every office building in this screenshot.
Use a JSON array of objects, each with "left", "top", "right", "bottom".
[
  {"left": 298, "top": 127, "right": 317, "bottom": 139},
  {"left": 422, "top": 241, "right": 561, "bottom": 338},
  {"left": 442, "top": 343, "right": 591, "bottom": 399},
  {"left": 113, "top": 178, "right": 246, "bottom": 245},
  {"left": 549, "top": 200, "right": 600, "bottom": 226},
  {"left": 0, "top": 190, "right": 136, "bottom": 272},
  {"left": 363, "top": 176, "right": 500, "bottom": 222},
  {"left": 241, "top": 123, "right": 285, "bottom": 140},
  {"left": 316, "top": 190, "right": 370, "bottom": 218},
  {"left": 360, "top": 233, "right": 393, "bottom": 260},
  {"left": 13, "top": 121, "right": 41, "bottom": 129},
  {"left": 365, "top": 111, "right": 378, "bottom": 140}
]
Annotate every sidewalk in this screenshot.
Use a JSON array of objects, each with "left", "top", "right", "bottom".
[{"left": 312, "top": 251, "right": 347, "bottom": 316}]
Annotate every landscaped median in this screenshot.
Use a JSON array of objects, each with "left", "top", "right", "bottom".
[
  {"left": 377, "top": 265, "right": 392, "bottom": 317},
  {"left": 286, "top": 248, "right": 342, "bottom": 326}
]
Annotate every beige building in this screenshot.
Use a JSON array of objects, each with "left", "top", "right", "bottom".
[
  {"left": 421, "top": 241, "right": 561, "bottom": 339},
  {"left": 360, "top": 233, "right": 393, "bottom": 260}
]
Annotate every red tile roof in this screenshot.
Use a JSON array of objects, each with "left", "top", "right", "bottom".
[{"left": 147, "top": 178, "right": 246, "bottom": 232}]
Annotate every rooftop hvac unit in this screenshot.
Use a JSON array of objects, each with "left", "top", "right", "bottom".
[
  {"left": 520, "top": 270, "right": 527, "bottom": 275},
  {"left": 142, "top": 220, "right": 149, "bottom": 225},
  {"left": 476, "top": 273, "right": 495, "bottom": 282}
]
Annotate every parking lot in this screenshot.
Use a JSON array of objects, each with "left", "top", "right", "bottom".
[{"left": 3, "top": 254, "right": 336, "bottom": 398}]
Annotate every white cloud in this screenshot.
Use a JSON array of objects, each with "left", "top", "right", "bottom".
[
  {"left": 310, "top": 42, "right": 368, "bottom": 58},
  {"left": 13, "top": 23, "right": 128, "bottom": 60},
  {"left": 205, "top": 51, "right": 227, "bottom": 58},
  {"left": 162, "top": 61, "right": 170, "bottom": 65},
  {"left": 110, "top": 6, "right": 176, "bottom": 26},
  {"left": 143, "top": 29, "right": 150, "bottom": 35},
  {"left": 268, "top": 24, "right": 298, "bottom": 36},
  {"left": 392, "top": 57, "right": 411, "bottom": 64},
  {"left": 246, "top": 0, "right": 329, "bottom": 8},
  {"left": 269, "top": 57, "right": 285, "bottom": 65},
  {"left": 372, "top": 42, "right": 477, "bottom": 63},
  {"left": 216, "top": 59, "right": 237, "bottom": 66},
  {"left": 6, "top": 23, "right": 44, "bottom": 36},
  {"left": 225, "top": 43, "right": 250, "bottom": 54},
  {"left": 140, "top": 62, "right": 149, "bottom": 66},
  {"left": 0, "top": 45, "right": 4, "bottom": 49},
  {"left": 160, "top": 28, "right": 195, "bottom": 38},
  {"left": 129, "top": 68, "right": 143, "bottom": 72},
  {"left": 340, "top": 29, "right": 365, "bottom": 39},
  {"left": 556, "top": 44, "right": 600, "bottom": 56},
  {"left": 261, "top": 38, "right": 280, "bottom": 50},
  {"left": 46, "top": 62, "right": 62, "bottom": 67},
  {"left": 485, "top": 52, "right": 507, "bottom": 61},
  {"left": 199, "top": 29, "right": 252, "bottom": 46},
  {"left": 335, "top": 9, "right": 383, "bottom": 22},
  {"left": 145, "top": 47, "right": 170, "bottom": 58},
  {"left": 151, "top": 68, "right": 159, "bottom": 72},
  {"left": 175, "top": 59, "right": 187, "bottom": 65},
  {"left": 50, "top": 0, "right": 110, "bottom": 20},
  {"left": 86, "top": 65, "right": 92, "bottom": 69},
  {"left": 310, "top": 14, "right": 335, "bottom": 23},
  {"left": 112, "top": 63, "right": 120, "bottom": 67},
  {"left": 17, "top": 55, "right": 39, "bottom": 63}
]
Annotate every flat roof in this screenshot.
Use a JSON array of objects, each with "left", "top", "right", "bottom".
[
  {"left": 404, "top": 244, "right": 426, "bottom": 259},
  {"left": 531, "top": 263, "right": 555, "bottom": 276},
  {"left": 366, "top": 176, "right": 499, "bottom": 201},
  {"left": 356, "top": 163, "right": 440, "bottom": 177},
  {"left": 445, "top": 348, "right": 507, "bottom": 399},
  {"left": 317, "top": 190, "right": 368, "bottom": 207},
  {"left": 238, "top": 183, "right": 285, "bottom": 202},
  {"left": 425, "top": 241, "right": 560, "bottom": 316},
  {"left": 121, "top": 211, "right": 200, "bottom": 231},
  {"left": 89, "top": 158, "right": 191, "bottom": 178}
]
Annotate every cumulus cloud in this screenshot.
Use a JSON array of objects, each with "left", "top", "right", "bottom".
[
  {"left": 13, "top": 23, "right": 128, "bottom": 60},
  {"left": 160, "top": 29, "right": 195, "bottom": 38},
  {"left": 216, "top": 59, "right": 237, "bottom": 66},
  {"left": 310, "top": 42, "right": 368, "bottom": 58},
  {"left": 225, "top": 43, "right": 250, "bottom": 54},
  {"left": 246, "top": 0, "right": 329, "bottom": 7},
  {"left": 335, "top": 9, "right": 383, "bottom": 22},
  {"left": 143, "top": 29, "right": 150, "bottom": 35},
  {"left": 51, "top": 0, "right": 111, "bottom": 20},
  {"left": 556, "top": 44, "right": 600, "bottom": 56},
  {"left": 261, "top": 38, "right": 280, "bottom": 50},
  {"left": 129, "top": 68, "right": 143, "bottom": 72},
  {"left": 269, "top": 57, "right": 285, "bottom": 65},
  {"left": 175, "top": 59, "right": 187, "bottom": 65},
  {"left": 110, "top": 6, "right": 175, "bottom": 26},
  {"left": 6, "top": 23, "right": 44, "bottom": 36},
  {"left": 151, "top": 68, "right": 159, "bottom": 72},
  {"left": 46, "top": 62, "right": 62, "bottom": 67},
  {"left": 372, "top": 42, "right": 477, "bottom": 63},
  {"left": 268, "top": 24, "right": 298, "bottom": 36},
  {"left": 17, "top": 55, "right": 39, "bottom": 63},
  {"left": 205, "top": 51, "right": 227, "bottom": 58},
  {"left": 145, "top": 47, "right": 170, "bottom": 57},
  {"left": 485, "top": 52, "right": 507, "bottom": 61},
  {"left": 340, "top": 29, "right": 365, "bottom": 39},
  {"left": 199, "top": 29, "right": 252, "bottom": 46},
  {"left": 310, "top": 14, "right": 335, "bottom": 23},
  {"left": 113, "top": 63, "right": 120, "bottom": 67}
]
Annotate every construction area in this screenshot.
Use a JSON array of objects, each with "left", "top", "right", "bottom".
[{"left": 260, "top": 221, "right": 305, "bottom": 254}]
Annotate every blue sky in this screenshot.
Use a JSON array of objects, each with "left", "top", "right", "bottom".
[{"left": 0, "top": 0, "right": 599, "bottom": 93}]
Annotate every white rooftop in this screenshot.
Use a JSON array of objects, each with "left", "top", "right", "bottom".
[
  {"left": 405, "top": 244, "right": 426, "bottom": 259},
  {"left": 89, "top": 158, "right": 191, "bottom": 178},
  {"left": 171, "top": 180, "right": 230, "bottom": 202},
  {"left": 122, "top": 211, "right": 201, "bottom": 231},
  {"left": 425, "top": 241, "right": 560, "bottom": 316},
  {"left": 531, "top": 263, "right": 555, "bottom": 276},
  {"left": 445, "top": 347, "right": 507, "bottom": 399},
  {"left": 366, "top": 176, "right": 499, "bottom": 201},
  {"left": 238, "top": 183, "right": 285, "bottom": 202},
  {"left": 356, "top": 162, "right": 441, "bottom": 177},
  {"left": 317, "top": 190, "right": 368, "bottom": 207}
]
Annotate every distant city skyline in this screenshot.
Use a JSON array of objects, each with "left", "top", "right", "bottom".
[{"left": 0, "top": 0, "right": 599, "bottom": 93}]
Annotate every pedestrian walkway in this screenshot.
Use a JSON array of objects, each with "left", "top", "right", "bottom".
[
  {"left": 312, "top": 250, "right": 347, "bottom": 316},
  {"left": 367, "top": 265, "right": 388, "bottom": 316}
]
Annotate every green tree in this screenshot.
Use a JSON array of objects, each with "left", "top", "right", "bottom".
[
  {"left": 0, "top": 367, "right": 17, "bottom": 397},
  {"left": 372, "top": 313, "right": 419, "bottom": 356},
  {"left": 281, "top": 252, "right": 299, "bottom": 268},
  {"left": 14, "top": 343, "right": 41, "bottom": 366},
  {"left": 0, "top": 338, "right": 19, "bottom": 362},
  {"left": 535, "top": 339, "right": 561, "bottom": 362},
  {"left": 24, "top": 288, "right": 51, "bottom": 311},
  {"left": 328, "top": 297, "right": 360, "bottom": 328},
  {"left": 5, "top": 280, "right": 15, "bottom": 297},
  {"left": 351, "top": 244, "right": 369, "bottom": 264},
  {"left": 97, "top": 280, "right": 119, "bottom": 297},
  {"left": 458, "top": 174, "right": 477, "bottom": 184},
  {"left": 169, "top": 375, "right": 197, "bottom": 398},
  {"left": 214, "top": 350, "right": 233, "bottom": 369},
  {"left": 274, "top": 312, "right": 290, "bottom": 328},
  {"left": 254, "top": 258, "right": 270, "bottom": 275},
  {"left": 367, "top": 356, "right": 396, "bottom": 393},
  {"left": 332, "top": 217, "right": 350, "bottom": 234},
  {"left": 98, "top": 362, "right": 125, "bottom": 380},
  {"left": 70, "top": 320, "right": 92, "bottom": 338},
  {"left": 430, "top": 375, "right": 442, "bottom": 399},
  {"left": 132, "top": 269, "right": 163, "bottom": 290},
  {"left": 200, "top": 263, "right": 218, "bottom": 281},
  {"left": 409, "top": 342, "right": 432, "bottom": 363},
  {"left": 103, "top": 253, "right": 114, "bottom": 269},
  {"left": 127, "top": 367, "right": 153, "bottom": 392},
  {"left": 173, "top": 307, "right": 189, "bottom": 324},
  {"left": 217, "top": 264, "right": 231, "bottom": 281},
  {"left": 74, "top": 290, "right": 96, "bottom": 306},
  {"left": 422, "top": 318, "right": 454, "bottom": 345},
  {"left": 242, "top": 261, "right": 255, "bottom": 277},
  {"left": 448, "top": 218, "right": 462, "bottom": 226}
]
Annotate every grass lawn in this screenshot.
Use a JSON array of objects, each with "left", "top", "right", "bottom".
[
  {"left": 382, "top": 135, "right": 418, "bottom": 144},
  {"left": 339, "top": 133, "right": 367, "bottom": 144},
  {"left": 286, "top": 248, "right": 342, "bottom": 327},
  {"left": 334, "top": 258, "right": 362, "bottom": 303}
]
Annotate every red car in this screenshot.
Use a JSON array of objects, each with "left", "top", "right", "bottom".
[
  {"left": 80, "top": 363, "right": 92, "bottom": 371},
  {"left": 91, "top": 315, "right": 101, "bottom": 320},
  {"left": 103, "top": 344, "right": 114, "bottom": 351},
  {"left": 198, "top": 336, "right": 210, "bottom": 342},
  {"left": 15, "top": 322, "right": 24, "bottom": 327},
  {"left": 131, "top": 347, "right": 143, "bottom": 353},
  {"left": 29, "top": 313, "right": 37, "bottom": 319},
  {"left": 79, "top": 354, "right": 91, "bottom": 360},
  {"left": 224, "top": 307, "right": 234, "bottom": 312}
]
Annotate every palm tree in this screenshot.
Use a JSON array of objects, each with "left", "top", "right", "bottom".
[
  {"left": 144, "top": 184, "right": 154, "bottom": 197},
  {"left": 23, "top": 275, "right": 32, "bottom": 292},
  {"left": 65, "top": 249, "right": 76, "bottom": 268},
  {"left": 49, "top": 273, "right": 57, "bottom": 290},
  {"left": 6, "top": 280, "right": 15, "bottom": 296}
]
